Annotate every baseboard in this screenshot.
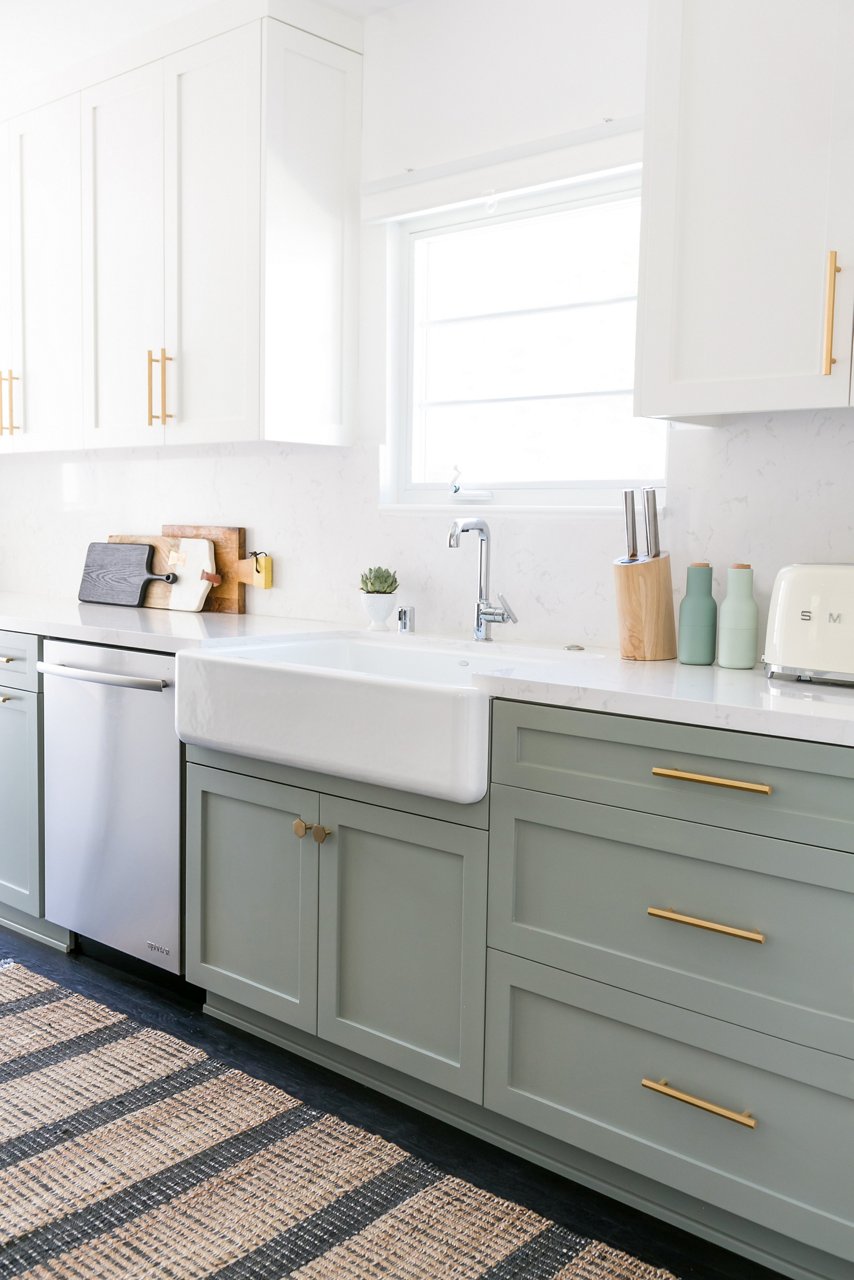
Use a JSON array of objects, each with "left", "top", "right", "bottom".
[{"left": 0, "top": 906, "right": 72, "bottom": 952}]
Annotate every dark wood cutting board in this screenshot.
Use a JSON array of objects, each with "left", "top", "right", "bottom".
[{"left": 78, "top": 543, "right": 177, "bottom": 607}]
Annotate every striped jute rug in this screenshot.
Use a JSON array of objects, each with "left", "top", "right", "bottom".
[{"left": 0, "top": 961, "right": 679, "bottom": 1280}]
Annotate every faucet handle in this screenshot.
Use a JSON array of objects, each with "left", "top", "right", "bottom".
[{"left": 497, "top": 593, "right": 518, "bottom": 624}]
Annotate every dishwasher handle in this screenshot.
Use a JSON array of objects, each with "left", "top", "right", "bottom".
[{"left": 37, "top": 661, "right": 168, "bottom": 692}]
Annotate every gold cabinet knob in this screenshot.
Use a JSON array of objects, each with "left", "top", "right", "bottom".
[
  {"left": 312, "top": 825, "right": 332, "bottom": 845},
  {"left": 292, "top": 818, "right": 310, "bottom": 839}
]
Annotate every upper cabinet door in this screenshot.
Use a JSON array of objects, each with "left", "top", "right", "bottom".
[
  {"left": 8, "top": 95, "right": 83, "bottom": 453},
  {"left": 163, "top": 25, "right": 262, "bottom": 445},
  {"left": 0, "top": 125, "right": 12, "bottom": 440},
  {"left": 261, "top": 21, "right": 361, "bottom": 445},
  {"left": 82, "top": 64, "right": 166, "bottom": 448},
  {"left": 636, "top": 0, "right": 854, "bottom": 418}
]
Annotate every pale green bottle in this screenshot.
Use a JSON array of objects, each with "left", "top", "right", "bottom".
[
  {"left": 678, "top": 562, "right": 717, "bottom": 665},
  {"left": 717, "top": 564, "right": 758, "bottom": 669}
]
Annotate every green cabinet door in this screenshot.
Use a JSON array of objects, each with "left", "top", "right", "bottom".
[
  {"left": 0, "top": 688, "right": 42, "bottom": 917},
  {"left": 185, "top": 764, "right": 320, "bottom": 1032},
  {"left": 317, "top": 796, "right": 488, "bottom": 1102}
]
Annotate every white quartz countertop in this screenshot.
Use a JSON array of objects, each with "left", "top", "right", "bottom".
[
  {"left": 471, "top": 649, "right": 854, "bottom": 748},
  {"left": 0, "top": 592, "right": 338, "bottom": 654},
  {"left": 2, "top": 591, "right": 853, "bottom": 746}
]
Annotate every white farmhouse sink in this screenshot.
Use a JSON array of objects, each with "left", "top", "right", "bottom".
[
  {"left": 177, "top": 630, "right": 603, "bottom": 803},
  {"left": 176, "top": 632, "right": 518, "bottom": 803}
]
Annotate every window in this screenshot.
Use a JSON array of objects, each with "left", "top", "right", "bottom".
[{"left": 383, "top": 167, "right": 666, "bottom": 507}]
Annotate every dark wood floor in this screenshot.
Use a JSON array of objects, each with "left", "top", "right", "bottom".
[{"left": 0, "top": 925, "right": 787, "bottom": 1280}]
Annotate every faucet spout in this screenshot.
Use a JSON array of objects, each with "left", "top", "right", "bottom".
[{"left": 446, "top": 517, "right": 515, "bottom": 641}]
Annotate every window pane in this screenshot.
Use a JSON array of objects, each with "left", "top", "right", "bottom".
[
  {"left": 421, "top": 301, "right": 636, "bottom": 403},
  {"left": 413, "top": 395, "right": 666, "bottom": 487},
  {"left": 403, "top": 183, "right": 661, "bottom": 499},
  {"left": 420, "top": 197, "right": 641, "bottom": 320}
]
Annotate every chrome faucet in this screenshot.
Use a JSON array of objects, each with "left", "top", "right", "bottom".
[{"left": 447, "top": 518, "right": 517, "bottom": 641}]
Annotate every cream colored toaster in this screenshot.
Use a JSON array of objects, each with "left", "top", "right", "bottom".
[{"left": 764, "top": 564, "right": 854, "bottom": 684}]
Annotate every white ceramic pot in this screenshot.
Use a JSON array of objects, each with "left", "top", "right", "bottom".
[{"left": 362, "top": 591, "right": 398, "bottom": 632}]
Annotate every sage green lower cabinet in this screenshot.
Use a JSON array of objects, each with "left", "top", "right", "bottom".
[
  {"left": 185, "top": 759, "right": 488, "bottom": 1103},
  {"left": 185, "top": 764, "right": 320, "bottom": 1032},
  {"left": 0, "top": 686, "right": 42, "bottom": 917},
  {"left": 484, "top": 949, "right": 854, "bottom": 1264},
  {"left": 316, "top": 796, "right": 488, "bottom": 1103},
  {"left": 488, "top": 782, "right": 854, "bottom": 1057}
]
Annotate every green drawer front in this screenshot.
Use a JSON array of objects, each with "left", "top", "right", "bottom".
[
  {"left": 0, "top": 630, "right": 40, "bottom": 692},
  {"left": 485, "top": 950, "right": 854, "bottom": 1264},
  {"left": 488, "top": 785, "right": 854, "bottom": 1057},
  {"left": 491, "top": 701, "right": 854, "bottom": 852}
]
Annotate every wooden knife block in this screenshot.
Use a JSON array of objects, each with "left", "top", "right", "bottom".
[{"left": 614, "top": 553, "right": 677, "bottom": 661}]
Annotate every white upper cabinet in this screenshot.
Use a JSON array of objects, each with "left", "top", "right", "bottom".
[
  {"left": 82, "top": 65, "right": 164, "bottom": 448},
  {"left": 2, "top": 96, "right": 83, "bottom": 453},
  {"left": 261, "top": 22, "right": 360, "bottom": 446},
  {"left": 636, "top": 0, "right": 854, "bottom": 418},
  {"left": 77, "top": 18, "right": 358, "bottom": 450},
  {"left": 164, "top": 26, "right": 262, "bottom": 446},
  {"left": 0, "top": 125, "right": 11, "bottom": 438}
]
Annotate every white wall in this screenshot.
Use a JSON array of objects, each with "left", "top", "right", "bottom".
[
  {"left": 0, "top": 0, "right": 850, "bottom": 650},
  {"left": 361, "top": 0, "right": 646, "bottom": 184}
]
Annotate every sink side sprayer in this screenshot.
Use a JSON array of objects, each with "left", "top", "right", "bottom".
[{"left": 448, "top": 518, "right": 517, "bottom": 641}]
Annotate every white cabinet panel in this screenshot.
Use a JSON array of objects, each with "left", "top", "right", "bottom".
[
  {"left": 164, "top": 24, "right": 261, "bottom": 445},
  {"left": 262, "top": 22, "right": 360, "bottom": 445},
  {"left": 637, "top": 0, "right": 854, "bottom": 417},
  {"left": 0, "top": 124, "right": 11, "bottom": 435},
  {"left": 82, "top": 64, "right": 165, "bottom": 448},
  {"left": 8, "top": 95, "right": 83, "bottom": 453}
]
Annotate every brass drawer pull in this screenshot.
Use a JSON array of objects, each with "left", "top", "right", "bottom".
[
  {"left": 642, "top": 1077, "right": 756, "bottom": 1129},
  {"left": 652, "top": 767, "right": 772, "bottom": 796},
  {"left": 0, "top": 656, "right": 14, "bottom": 663},
  {"left": 0, "top": 696, "right": 10, "bottom": 704},
  {"left": 823, "top": 249, "right": 841, "bottom": 375},
  {"left": 648, "top": 906, "right": 765, "bottom": 944}
]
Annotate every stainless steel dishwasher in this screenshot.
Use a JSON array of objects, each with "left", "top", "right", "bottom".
[{"left": 39, "top": 639, "right": 182, "bottom": 973}]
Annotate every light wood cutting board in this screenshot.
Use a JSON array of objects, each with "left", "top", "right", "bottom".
[
  {"left": 108, "top": 535, "right": 217, "bottom": 611},
  {"left": 162, "top": 524, "right": 246, "bottom": 613}
]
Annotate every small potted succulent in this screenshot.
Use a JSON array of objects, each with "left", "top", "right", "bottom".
[{"left": 360, "top": 565, "right": 399, "bottom": 631}]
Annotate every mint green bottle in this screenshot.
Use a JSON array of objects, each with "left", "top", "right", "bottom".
[
  {"left": 678, "top": 562, "right": 717, "bottom": 665},
  {"left": 717, "top": 564, "right": 758, "bottom": 669}
]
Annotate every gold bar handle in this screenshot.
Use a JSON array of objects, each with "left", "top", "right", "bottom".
[
  {"left": 147, "top": 350, "right": 155, "bottom": 426},
  {"left": 642, "top": 1077, "right": 756, "bottom": 1129},
  {"left": 648, "top": 906, "right": 765, "bottom": 944},
  {"left": 0, "top": 371, "right": 5, "bottom": 435},
  {"left": 651, "top": 767, "right": 772, "bottom": 796},
  {"left": 0, "top": 696, "right": 10, "bottom": 705},
  {"left": 822, "top": 250, "right": 841, "bottom": 376},
  {"left": 159, "top": 348, "right": 173, "bottom": 426},
  {"left": 7, "top": 370, "right": 19, "bottom": 433},
  {"left": 0, "top": 656, "right": 13, "bottom": 664}
]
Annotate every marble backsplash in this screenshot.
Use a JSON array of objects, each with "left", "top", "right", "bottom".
[{"left": 0, "top": 408, "right": 851, "bottom": 650}]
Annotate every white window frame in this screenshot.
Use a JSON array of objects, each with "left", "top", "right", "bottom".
[{"left": 380, "top": 163, "right": 665, "bottom": 511}]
